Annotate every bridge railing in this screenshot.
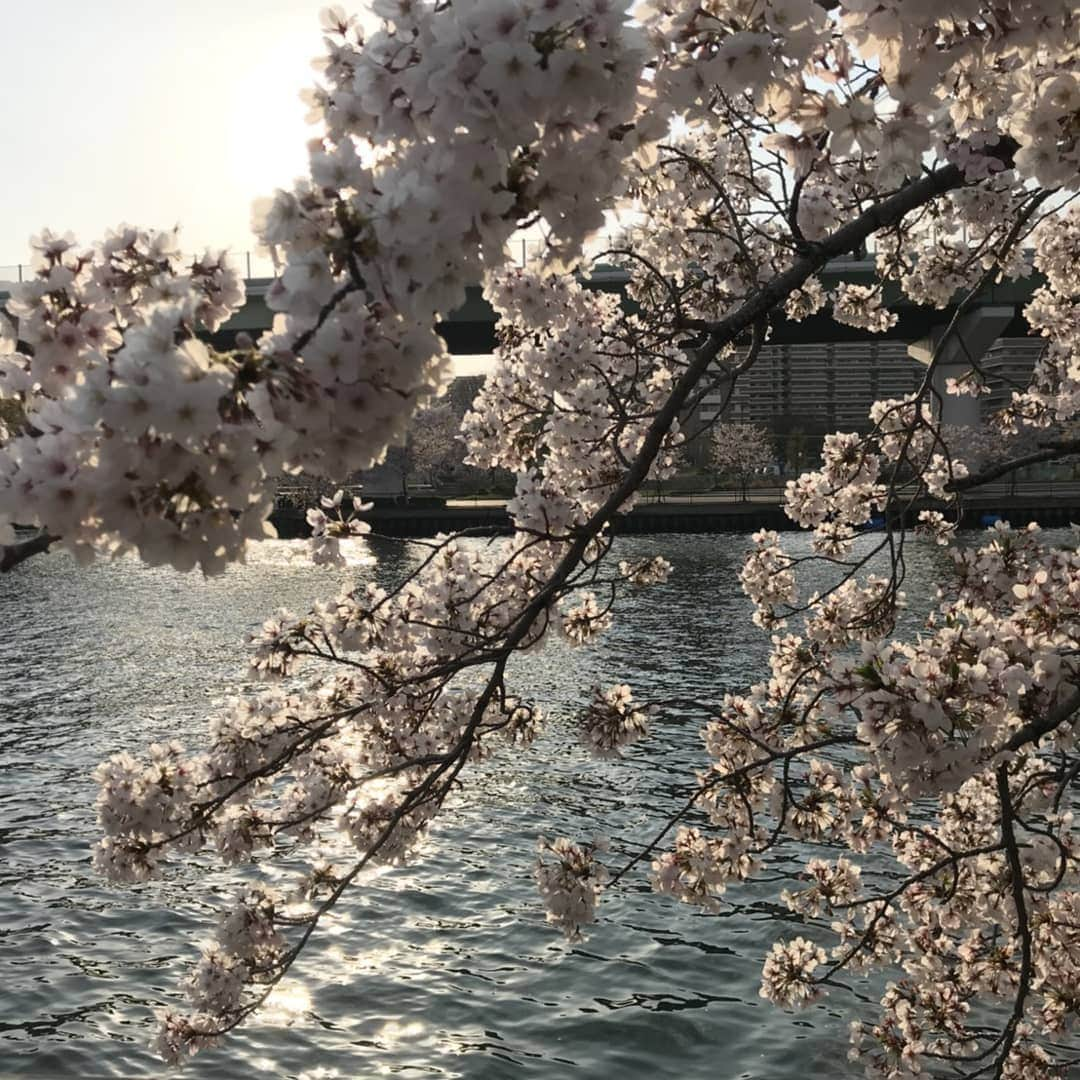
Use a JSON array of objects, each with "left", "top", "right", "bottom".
[
  {"left": 0, "top": 233, "right": 646, "bottom": 288},
  {"left": 2, "top": 229, "right": 878, "bottom": 287},
  {"left": 274, "top": 477, "right": 1080, "bottom": 509},
  {"left": 0, "top": 249, "right": 280, "bottom": 286}
]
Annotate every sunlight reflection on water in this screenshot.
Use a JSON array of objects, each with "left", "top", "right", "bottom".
[{"left": 261, "top": 983, "right": 314, "bottom": 1026}]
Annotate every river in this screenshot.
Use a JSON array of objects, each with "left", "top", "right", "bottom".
[{"left": 0, "top": 531, "right": 953, "bottom": 1078}]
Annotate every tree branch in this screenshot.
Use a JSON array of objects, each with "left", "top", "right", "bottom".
[
  {"left": 948, "top": 439, "right": 1080, "bottom": 492},
  {"left": 0, "top": 530, "right": 57, "bottom": 572},
  {"left": 1003, "top": 685, "right": 1080, "bottom": 754},
  {"left": 988, "top": 764, "right": 1033, "bottom": 1080}
]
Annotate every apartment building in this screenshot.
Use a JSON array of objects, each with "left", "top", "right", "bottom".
[
  {"left": 699, "top": 337, "right": 1045, "bottom": 428},
  {"left": 979, "top": 337, "right": 1047, "bottom": 413},
  {"left": 697, "top": 341, "right": 925, "bottom": 432},
  {"left": 688, "top": 336, "right": 1048, "bottom": 471}
]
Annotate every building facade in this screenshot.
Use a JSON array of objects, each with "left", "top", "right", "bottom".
[{"left": 690, "top": 336, "right": 1046, "bottom": 470}]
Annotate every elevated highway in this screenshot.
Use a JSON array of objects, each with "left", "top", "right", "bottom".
[
  {"left": 0, "top": 257, "right": 1046, "bottom": 431},
  {"left": 199, "top": 257, "right": 1042, "bottom": 360}
]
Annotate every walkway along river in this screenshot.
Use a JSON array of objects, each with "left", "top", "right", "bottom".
[{"left": 272, "top": 484, "right": 1080, "bottom": 538}]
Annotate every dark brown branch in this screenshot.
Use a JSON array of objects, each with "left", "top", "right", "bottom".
[
  {"left": 0, "top": 530, "right": 57, "bottom": 572},
  {"left": 287, "top": 280, "right": 362, "bottom": 357},
  {"left": 1003, "top": 685, "right": 1080, "bottom": 754},
  {"left": 988, "top": 764, "right": 1033, "bottom": 1080},
  {"left": 948, "top": 439, "right": 1080, "bottom": 492}
]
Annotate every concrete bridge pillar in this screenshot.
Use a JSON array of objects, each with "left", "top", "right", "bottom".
[{"left": 907, "top": 305, "right": 1015, "bottom": 427}]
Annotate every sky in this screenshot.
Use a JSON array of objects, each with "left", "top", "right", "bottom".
[{"left": 0, "top": 1, "right": 331, "bottom": 268}]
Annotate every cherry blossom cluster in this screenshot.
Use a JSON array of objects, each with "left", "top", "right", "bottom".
[
  {"left": 617, "top": 554, "right": 672, "bottom": 587},
  {"left": 463, "top": 270, "right": 684, "bottom": 534},
  {"left": 0, "top": 229, "right": 272, "bottom": 570},
  {"left": 635, "top": 169, "right": 1080, "bottom": 1074},
  {"left": 535, "top": 836, "right": 608, "bottom": 940},
  {"left": 1, "top": 0, "right": 661, "bottom": 570},
  {"left": 638, "top": 0, "right": 1078, "bottom": 208},
  {"left": 93, "top": 443, "right": 671, "bottom": 1054},
  {"left": 1009, "top": 204, "right": 1080, "bottom": 428},
  {"left": 578, "top": 684, "right": 648, "bottom": 758},
  {"left": 831, "top": 283, "right": 898, "bottom": 334},
  {"left": 886, "top": 177, "right": 1037, "bottom": 311},
  {"left": 652, "top": 515, "right": 1080, "bottom": 1074},
  {"left": 247, "top": 0, "right": 661, "bottom": 501},
  {"left": 759, "top": 937, "right": 828, "bottom": 1009},
  {"left": 306, "top": 487, "right": 373, "bottom": 567},
  {"left": 652, "top": 826, "right": 760, "bottom": 908}
]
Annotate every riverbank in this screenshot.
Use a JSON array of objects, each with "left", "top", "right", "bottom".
[{"left": 270, "top": 494, "right": 1080, "bottom": 539}]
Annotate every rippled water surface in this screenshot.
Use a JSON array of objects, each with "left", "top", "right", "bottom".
[{"left": 0, "top": 533, "right": 953, "bottom": 1079}]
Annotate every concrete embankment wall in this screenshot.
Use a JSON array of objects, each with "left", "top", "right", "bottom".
[{"left": 270, "top": 499, "right": 1080, "bottom": 540}]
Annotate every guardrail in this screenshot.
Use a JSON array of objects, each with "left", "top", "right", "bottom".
[
  {"left": 642, "top": 479, "right": 1080, "bottom": 503},
  {"left": 0, "top": 232, "right": 664, "bottom": 288},
  {"left": 277, "top": 478, "right": 1080, "bottom": 510},
  {"left": 0, "top": 233, "right": 888, "bottom": 289},
  {"left": 0, "top": 250, "right": 279, "bottom": 285}
]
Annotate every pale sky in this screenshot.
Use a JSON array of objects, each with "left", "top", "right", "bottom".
[{"left": 0, "top": 1, "right": 330, "bottom": 268}]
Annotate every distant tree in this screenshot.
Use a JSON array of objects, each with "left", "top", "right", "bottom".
[
  {"left": 387, "top": 403, "right": 463, "bottom": 499},
  {"left": 710, "top": 423, "right": 774, "bottom": 501}
]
